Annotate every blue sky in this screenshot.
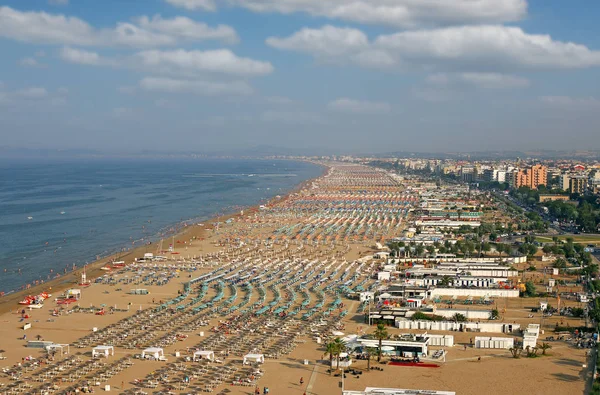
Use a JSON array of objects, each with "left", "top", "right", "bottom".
[{"left": 1, "top": 0, "right": 600, "bottom": 154}]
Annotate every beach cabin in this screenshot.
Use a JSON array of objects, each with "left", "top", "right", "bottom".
[
  {"left": 130, "top": 289, "right": 150, "bottom": 295},
  {"left": 378, "top": 272, "right": 391, "bottom": 281},
  {"left": 142, "top": 347, "right": 165, "bottom": 360},
  {"left": 359, "top": 291, "right": 374, "bottom": 303},
  {"left": 243, "top": 353, "right": 265, "bottom": 365},
  {"left": 193, "top": 350, "right": 215, "bottom": 362},
  {"left": 474, "top": 336, "right": 514, "bottom": 349},
  {"left": 27, "top": 340, "right": 54, "bottom": 349},
  {"left": 46, "top": 344, "right": 70, "bottom": 355},
  {"left": 92, "top": 345, "right": 114, "bottom": 358},
  {"left": 66, "top": 289, "right": 82, "bottom": 300}
]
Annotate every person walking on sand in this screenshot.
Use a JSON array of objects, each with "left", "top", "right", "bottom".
[{"left": 300, "top": 377, "right": 304, "bottom": 385}]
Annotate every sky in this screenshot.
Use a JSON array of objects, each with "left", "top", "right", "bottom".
[{"left": 1, "top": 0, "right": 600, "bottom": 154}]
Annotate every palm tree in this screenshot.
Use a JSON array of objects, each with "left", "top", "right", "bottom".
[
  {"left": 323, "top": 341, "right": 337, "bottom": 375},
  {"left": 538, "top": 342, "right": 552, "bottom": 355},
  {"left": 509, "top": 347, "right": 522, "bottom": 359},
  {"left": 331, "top": 337, "right": 346, "bottom": 369},
  {"left": 373, "top": 323, "right": 389, "bottom": 362},
  {"left": 364, "top": 346, "right": 378, "bottom": 371}
]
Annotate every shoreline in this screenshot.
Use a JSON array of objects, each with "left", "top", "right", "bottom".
[{"left": 0, "top": 160, "right": 328, "bottom": 315}]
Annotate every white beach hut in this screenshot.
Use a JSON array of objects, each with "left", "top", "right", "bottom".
[
  {"left": 46, "top": 344, "right": 70, "bottom": 354},
  {"left": 193, "top": 350, "right": 215, "bottom": 362},
  {"left": 243, "top": 353, "right": 265, "bottom": 365},
  {"left": 92, "top": 345, "right": 114, "bottom": 358},
  {"left": 142, "top": 347, "right": 165, "bottom": 360}
]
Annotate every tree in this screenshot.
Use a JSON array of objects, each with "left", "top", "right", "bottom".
[
  {"left": 490, "top": 309, "right": 499, "bottom": 320},
  {"left": 331, "top": 337, "right": 346, "bottom": 369},
  {"left": 415, "top": 244, "right": 425, "bottom": 257},
  {"left": 509, "top": 347, "right": 522, "bottom": 359},
  {"left": 373, "top": 323, "right": 389, "bottom": 362},
  {"left": 439, "top": 276, "right": 452, "bottom": 287},
  {"left": 589, "top": 307, "right": 600, "bottom": 324},
  {"left": 365, "top": 346, "right": 378, "bottom": 371},
  {"left": 452, "top": 313, "right": 468, "bottom": 322},
  {"left": 524, "top": 281, "right": 537, "bottom": 297},
  {"left": 426, "top": 245, "right": 436, "bottom": 256},
  {"left": 525, "top": 345, "right": 539, "bottom": 358},
  {"left": 538, "top": 342, "right": 552, "bottom": 355},
  {"left": 323, "top": 340, "right": 337, "bottom": 374},
  {"left": 553, "top": 258, "right": 567, "bottom": 269}
]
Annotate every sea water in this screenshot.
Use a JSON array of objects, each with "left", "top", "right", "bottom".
[{"left": 0, "top": 158, "right": 322, "bottom": 293}]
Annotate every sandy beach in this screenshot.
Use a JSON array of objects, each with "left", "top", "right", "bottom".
[{"left": 0, "top": 162, "right": 591, "bottom": 395}]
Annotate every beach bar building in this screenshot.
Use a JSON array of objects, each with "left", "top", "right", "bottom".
[
  {"left": 142, "top": 347, "right": 165, "bottom": 360},
  {"left": 243, "top": 353, "right": 265, "bottom": 365},
  {"left": 355, "top": 334, "right": 429, "bottom": 358},
  {"left": 193, "top": 350, "right": 215, "bottom": 362},
  {"left": 92, "top": 345, "right": 114, "bottom": 358}
]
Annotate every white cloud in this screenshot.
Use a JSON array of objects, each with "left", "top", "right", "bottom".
[
  {"left": 165, "top": 0, "right": 216, "bottom": 11},
  {"left": 16, "top": 87, "right": 49, "bottom": 99},
  {"left": 227, "top": 0, "right": 527, "bottom": 28},
  {"left": 268, "top": 25, "right": 600, "bottom": 72},
  {"left": 328, "top": 98, "right": 391, "bottom": 114},
  {"left": 427, "top": 72, "right": 530, "bottom": 89},
  {"left": 134, "top": 15, "right": 238, "bottom": 44},
  {"left": 57, "top": 87, "right": 69, "bottom": 95},
  {"left": 20, "top": 57, "right": 45, "bottom": 68},
  {"left": 0, "top": 6, "right": 235, "bottom": 48},
  {"left": 139, "top": 77, "right": 253, "bottom": 96},
  {"left": 0, "top": 85, "right": 67, "bottom": 107},
  {"left": 60, "top": 47, "right": 107, "bottom": 65},
  {"left": 49, "top": 0, "right": 69, "bottom": 5},
  {"left": 266, "top": 25, "right": 368, "bottom": 58},
  {"left": 133, "top": 49, "right": 274, "bottom": 76},
  {"left": 375, "top": 25, "right": 600, "bottom": 69},
  {"left": 540, "top": 96, "right": 600, "bottom": 109}
]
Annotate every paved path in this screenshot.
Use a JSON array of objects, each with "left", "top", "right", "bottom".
[{"left": 305, "top": 362, "right": 320, "bottom": 394}]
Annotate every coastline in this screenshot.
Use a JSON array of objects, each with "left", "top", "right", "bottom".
[{"left": 0, "top": 159, "right": 328, "bottom": 315}]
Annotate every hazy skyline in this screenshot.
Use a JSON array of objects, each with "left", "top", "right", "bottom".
[{"left": 1, "top": 0, "right": 600, "bottom": 154}]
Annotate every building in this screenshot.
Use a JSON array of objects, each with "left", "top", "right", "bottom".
[
  {"left": 505, "top": 170, "right": 518, "bottom": 188},
  {"left": 560, "top": 174, "right": 572, "bottom": 191},
  {"left": 515, "top": 165, "right": 547, "bottom": 190},
  {"left": 569, "top": 176, "right": 586, "bottom": 194},
  {"left": 460, "top": 166, "right": 475, "bottom": 182},
  {"left": 539, "top": 195, "right": 570, "bottom": 202},
  {"left": 482, "top": 168, "right": 495, "bottom": 182}
]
